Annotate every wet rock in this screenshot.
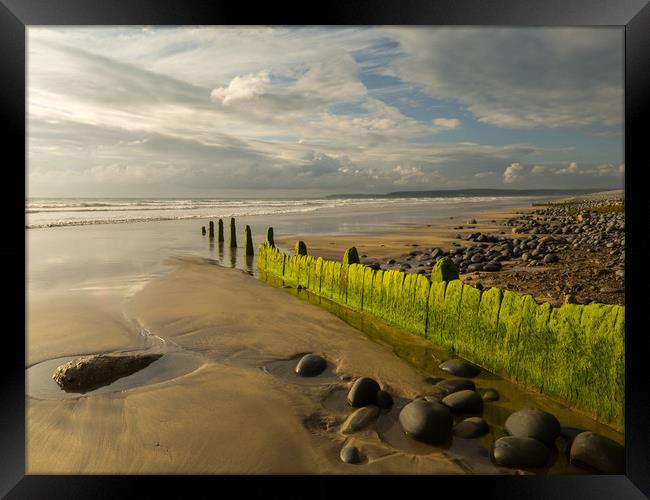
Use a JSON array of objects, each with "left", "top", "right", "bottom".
[
  {"left": 454, "top": 417, "right": 489, "bottom": 438},
  {"left": 467, "top": 263, "right": 484, "bottom": 272},
  {"left": 478, "top": 388, "right": 500, "bottom": 402},
  {"left": 399, "top": 399, "right": 453, "bottom": 444},
  {"left": 340, "top": 445, "right": 361, "bottom": 464},
  {"left": 442, "top": 390, "right": 484, "bottom": 414},
  {"left": 295, "top": 354, "right": 326, "bottom": 377},
  {"left": 569, "top": 431, "right": 625, "bottom": 474},
  {"left": 52, "top": 352, "right": 163, "bottom": 393},
  {"left": 439, "top": 359, "right": 481, "bottom": 377},
  {"left": 504, "top": 407, "right": 560, "bottom": 447},
  {"left": 347, "top": 377, "right": 381, "bottom": 407},
  {"left": 483, "top": 262, "right": 502, "bottom": 272},
  {"left": 492, "top": 436, "right": 552, "bottom": 468},
  {"left": 436, "top": 378, "right": 476, "bottom": 394},
  {"left": 375, "top": 390, "right": 394, "bottom": 409},
  {"left": 340, "top": 405, "right": 380, "bottom": 434},
  {"left": 560, "top": 426, "right": 586, "bottom": 441},
  {"left": 423, "top": 395, "right": 441, "bottom": 404}
]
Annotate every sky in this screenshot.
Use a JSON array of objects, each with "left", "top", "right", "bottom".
[{"left": 27, "top": 27, "right": 624, "bottom": 198}]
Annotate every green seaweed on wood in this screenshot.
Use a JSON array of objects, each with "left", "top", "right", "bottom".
[
  {"left": 361, "top": 267, "right": 376, "bottom": 314},
  {"left": 513, "top": 296, "right": 552, "bottom": 390},
  {"left": 430, "top": 256, "right": 459, "bottom": 283},
  {"left": 439, "top": 279, "right": 464, "bottom": 350},
  {"left": 346, "top": 263, "right": 365, "bottom": 311},
  {"left": 455, "top": 284, "right": 482, "bottom": 360},
  {"left": 295, "top": 241, "right": 307, "bottom": 256},
  {"left": 426, "top": 280, "right": 449, "bottom": 347},
  {"left": 343, "top": 247, "right": 360, "bottom": 265},
  {"left": 492, "top": 290, "right": 526, "bottom": 376}
]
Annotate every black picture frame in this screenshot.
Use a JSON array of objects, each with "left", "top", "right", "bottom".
[{"left": 2, "top": 0, "right": 648, "bottom": 497}]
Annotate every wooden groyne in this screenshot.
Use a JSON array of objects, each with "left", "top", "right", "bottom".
[{"left": 257, "top": 238, "right": 625, "bottom": 427}]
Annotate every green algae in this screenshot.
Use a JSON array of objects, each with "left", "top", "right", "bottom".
[
  {"left": 514, "top": 296, "right": 552, "bottom": 390},
  {"left": 472, "top": 286, "right": 503, "bottom": 369},
  {"left": 295, "top": 241, "right": 307, "bottom": 256},
  {"left": 439, "top": 279, "right": 464, "bottom": 350},
  {"left": 493, "top": 290, "right": 526, "bottom": 376},
  {"left": 343, "top": 246, "right": 360, "bottom": 265},
  {"left": 430, "top": 256, "right": 459, "bottom": 283},
  {"left": 361, "top": 267, "right": 376, "bottom": 314},
  {"left": 455, "top": 284, "right": 482, "bottom": 360},
  {"left": 426, "top": 280, "right": 449, "bottom": 347},
  {"left": 346, "top": 264, "right": 365, "bottom": 311}
]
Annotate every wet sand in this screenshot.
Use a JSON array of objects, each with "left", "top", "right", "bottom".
[{"left": 27, "top": 259, "right": 484, "bottom": 474}]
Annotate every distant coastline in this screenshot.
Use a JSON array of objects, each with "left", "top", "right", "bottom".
[{"left": 326, "top": 188, "right": 611, "bottom": 199}]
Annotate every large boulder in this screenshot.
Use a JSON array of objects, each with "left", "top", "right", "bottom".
[
  {"left": 442, "top": 390, "right": 484, "bottom": 414},
  {"left": 492, "top": 436, "right": 551, "bottom": 468},
  {"left": 52, "top": 352, "right": 163, "bottom": 393},
  {"left": 504, "top": 407, "right": 560, "bottom": 447},
  {"left": 398, "top": 399, "right": 453, "bottom": 444},
  {"left": 347, "top": 377, "right": 381, "bottom": 407},
  {"left": 295, "top": 354, "right": 326, "bottom": 377},
  {"left": 569, "top": 431, "right": 625, "bottom": 474}
]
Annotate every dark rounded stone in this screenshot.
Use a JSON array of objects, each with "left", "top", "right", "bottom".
[
  {"left": 442, "top": 390, "right": 484, "bottom": 414},
  {"left": 467, "top": 263, "right": 484, "bottom": 272},
  {"left": 398, "top": 399, "right": 453, "bottom": 444},
  {"left": 504, "top": 407, "right": 560, "bottom": 447},
  {"left": 436, "top": 378, "right": 476, "bottom": 394},
  {"left": 543, "top": 253, "right": 559, "bottom": 263},
  {"left": 347, "top": 377, "right": 381, "bottom": 407},
  {"left": 438, "top": 359, "right": 481, "bottom": 377},
  {"left": 569, "top": 431, "right": 625, "bottom": 474},
  {"left": 340, "top": 445, "right": 361, "bottom": 464},
  {"left": 483, "top": 262, "right": 502, "bottom": 272},
  {"left": 375, "top": 390, "right": 393, "bottom": 409},
  {"left": 454, "top": 416, "right": 489, "bottom": 438},
  {"left": 492, "top": 436, "right": 551, "bottom": 468},
  {"left": 479, "top": 388, "right": 500, "bottom": 402},
  {"left": 295, "top": 354, "right": 326, "bottom": 377}
]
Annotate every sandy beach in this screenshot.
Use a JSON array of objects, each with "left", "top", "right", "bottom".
[{"left": 26, "top": 193, "right": 624, "bottom": 474}]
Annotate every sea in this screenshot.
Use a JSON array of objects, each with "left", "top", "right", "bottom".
[{"left": 26, "top": 196, "right": 551, "bottom": 297}]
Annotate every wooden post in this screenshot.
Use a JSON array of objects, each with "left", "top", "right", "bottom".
[
  {"left": 218, "top": 219, "right": 224, "bottom": 242},
  {"left": 266, "top": 227, "right": 275, "bottom": 247},
  {"left": 230, "top": 218, "right": 237, "bottom": 248},
  {"left": 208, "top": 221, "right": 214, "bottom": 238},
  {"left": 201, "top": 226, "right": 206, "bottom": 235},
  {"left": 343, "top": 246, "right": 360, "bottom": 264},
  {"left": 244, "top": 225, "right": 254, "bottom": 256},
  {"left": 295, "top": 241, "right": 307, "bottom": 256}
]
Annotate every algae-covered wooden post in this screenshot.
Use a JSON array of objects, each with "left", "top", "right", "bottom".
[
  {"left": 229, "top": 218, "right": 237, "bottom": 247},
  {"left": 201, "top": 226, "right": 206, "bottom": 235},
  {"left": 208, "top": 221, "right": 214, "bottom": 238},
  {"left": 244, "top": 225, "right": 254, "bottom": 256},
  {"left": 430, "top": 256, "right": 459, "bottom": 282},
  {"left": 343, "top": 246, "right": 360, "bottom": 265},
  {"left": 266, "top": 227, "right": 275, "bottom": 247},
  {"left": 295, "top": 241, "right": 307, "bottom": 256},
  {"left": 218, "top": 219, "right": 224, "bottom": 242}
]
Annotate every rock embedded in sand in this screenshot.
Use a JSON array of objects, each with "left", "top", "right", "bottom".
[
  {"left": 340, "top": 405, "right": 380, "bottom": 434},
  {"left": 442, "top": 390, "right": 484, "bottom": 414},
  {"left": 340, "top": 445, "right": 361, "bottom": 464},
  {"left": 492, "top": 436, "right": 551, "bottom": 468},
  {"left": 52, "top": 352, "right": 163, "bottom": 393},
  {"left": 436, "top": 378, "right": 476, "bottom": 394},
  {"left": 347, "top": 377, "right": 381, "bottom": 407},
  {"left": 504, "top": 408, "right": 560, "bottom": 447},
  {"left": 569, "top": 431, "right": 625, "bottom": 474},
  {"left": 399, "top": 399, "right": 453, "bottom": 444},
  {"left": 375, "top": 390, "right": 394, "bottom": 409},
  {"left": 295, "top": 354, "right": 327, "bottom": 377},
  {"left": 438, "top": 359, "right": 481, "bottom": 378},
  {"left": 454, "top": 416, "right": 489, "bottom": 438}
]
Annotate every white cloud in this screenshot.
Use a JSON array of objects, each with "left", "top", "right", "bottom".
[
  {"left": 556, "top": 161, "right": 579, "bottom": 175},
  {"left": 210, "top": 72, "right": 270, "bottom": 105},
  {"left": 531, "top": 165, "right": 548, "bottom": 175},
  {"left": 474, "top": 171, "right": 496, "bottom": 178},
  {"left": 432, "top": 118, "right": 461, "bottom": 129},
  {"left": 503, "top": 163, "right": 524, "bottom": 184}
]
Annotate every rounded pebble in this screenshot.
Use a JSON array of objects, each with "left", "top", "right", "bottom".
[
  {"left": 569, "top": 431, "right": 625, "bottom": 474},
  {"left": 436, "top": 378, "right": 476, "bottom": 394},
  {"left": 454, "top": 416, "right": 490, "bottom": 438},
  {"left": 295, "top": 354, "right": 326, "bottom": 377},
  {"left": 347, "top": 377, "right": 381, "bottom": 407},
  {"left": 492, "top": 436, "right": 551, "bottom": 468},
  {"left": 375, "top": 390, "right": 393, "bottom": 409},
  {"left": 442, "top": 390, "right": 484, "bottom": 414},
  {"left": 340, "top": 446, "right": 361, "bottom": 464},
  {"left": 399, "top": 399, "right": 453, "bottom": 444},
  {"left": 504, "top": 407, "right": 560, "bottom": 447},
  {"left": 438, "top": 359, "right": 481, "bottom": 377}
]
